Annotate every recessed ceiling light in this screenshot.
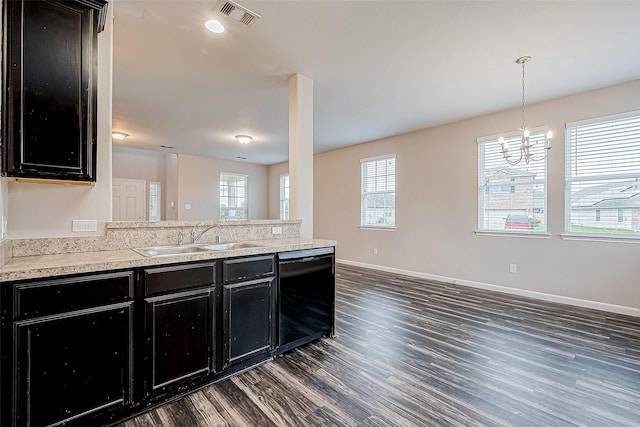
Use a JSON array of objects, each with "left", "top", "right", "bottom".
[
  {"left": 205, "top": 19, "right": 225, "bottom": 33},
  {"left": 112, "top": 131, "right": 129, "bottom": 140},
  {"left": 235, "top": 134, "right": 252, "bottom": 144}
]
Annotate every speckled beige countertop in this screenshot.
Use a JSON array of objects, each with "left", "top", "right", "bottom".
[{"left": 0, "top": 238, "right": 336, "bottom": 283}]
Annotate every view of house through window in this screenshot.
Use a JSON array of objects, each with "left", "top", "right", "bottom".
[
  {"left": 478, "top": 130, "right": 548, "bottom": 232},
  {"left": 565, "top": 112, "right": 640, "bottom": 235},
  {"left": 149, "top": 182, "right": 161, "bottom": 221},
  {"left": 280, "top": 174, "right": 289, "bottom": 220},
  {"left": 220, "top": 173, "right": 247, "bottom": 220},
  {"left": 361, "top": 155, "right": 396, "bottom": 228}
]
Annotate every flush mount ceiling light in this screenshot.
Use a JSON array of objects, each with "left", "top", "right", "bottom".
[
  {"left": 235, "top": 134, "right": 252, "bottom": 144},
  {"left": 499, "top": 56, "right": 553, "bottom": 165},
  {"left": 112, "top": 131, "right": 129, "bottom": 140},
  {"left": 204, "top": 19, "right": 225, "bottom": 33}
]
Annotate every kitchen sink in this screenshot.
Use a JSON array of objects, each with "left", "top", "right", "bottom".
[
  {"left": 133, "top": 242, "right": 263, "bottom": 257},
  {"left": 197, "top": 242, "right": 261, "bottom": 251},
  {"left": 133, "top": 245, "right": 210, "bottom": 257}
]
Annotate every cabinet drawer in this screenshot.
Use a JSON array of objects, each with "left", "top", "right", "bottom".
[
  {"left": 14, "top": 271, "right": 134, "bottom": 319},
  {"left": 144, "top": 262, "right": 216, "bottom": 296},
  {"left": 222, "top": 255, "right": 274, "bottom": 284}
]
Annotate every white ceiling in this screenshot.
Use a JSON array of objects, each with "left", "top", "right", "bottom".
[{"left": 112, "top": 0, "right": 640, "bottom": 165}]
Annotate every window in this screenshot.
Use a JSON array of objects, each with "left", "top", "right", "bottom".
[
  {"left": 149, "top": 182, "right": 161, "bottom": 221},
  {"left": 565, "top": 111, "right": 640, "bottom": 236},
  {"left": 220, "top": 173, "right": 247, "bottom": 220},
  {"left": 361, "top": 155, "right": 395, "bottom": 228},
  {"left": 280, "top": 174, "right": 289, "bottom": 220},
  {"left": 478, "top": 130, "right": 548, "bottom": 232}
]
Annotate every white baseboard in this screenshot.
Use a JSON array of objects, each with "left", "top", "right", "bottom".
[{"left": 336, "top": 258, "right": 640, "bottom": 317}]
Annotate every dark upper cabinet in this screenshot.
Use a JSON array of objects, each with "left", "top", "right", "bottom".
[{"left": 2, "top": 0, "right": 108, "bottom": 182}]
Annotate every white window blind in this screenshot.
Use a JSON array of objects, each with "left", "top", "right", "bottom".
[
  {"left": 565, "top": 111, "right": 640, "bottom": 236},
  {"left": 280, "top": 174, "right": 289, "bottom": 220},
  {"left": 220, "top": 173, "right": 248, "bottom": 220},
  {"left": 478, "top": 130, "right": 547, "bottom": 232},
  {"left": 361, "top": 155, "right": 395, "bottom": 228}
]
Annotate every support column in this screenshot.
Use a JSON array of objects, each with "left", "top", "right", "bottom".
[{"left": 288, "top": 74, "right": 314, "bottom": 238}]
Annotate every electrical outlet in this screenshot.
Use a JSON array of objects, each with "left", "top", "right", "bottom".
[
  {"left": 272, "top": 226, "right": 283, "bottom": 235},
  {"left": 373, "top": 248, "right": 378, "bottom": 255},
  {"left": 72, "top": 220, "right": 97, "bottom": 232},
  {"left": 509, "top": 263, "right": 517, "bottom": 274},
  {"left": 185, "top": 204, "right": 191, "bottom": 210}
]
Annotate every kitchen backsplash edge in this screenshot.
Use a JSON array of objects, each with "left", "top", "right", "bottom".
[
  {"left": 11, "top": 220, "right": 301, "bottom": 257},
  {"left": 0, "top": 240, "right": 12, "bottom": 267}
]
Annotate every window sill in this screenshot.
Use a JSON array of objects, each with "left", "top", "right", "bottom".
[
  {"left": 560, "top": 233, "right": 640, "bottom": 244},
  {"left": 359, "top": 226, "right": 397, "bottom": 231},
  {"left": 475, "top": 230, "right": 550, "bottom": 239}
]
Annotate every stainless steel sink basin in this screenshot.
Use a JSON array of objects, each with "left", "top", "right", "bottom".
[
  {"left": 133, "top": 245, "right": 211, "bottom": 257},
  {"left": 197, "top": 242, "right": 261, "bottom": 251},
  {"left": 134, "top": 242, "right": 262, "bottom": 257}
]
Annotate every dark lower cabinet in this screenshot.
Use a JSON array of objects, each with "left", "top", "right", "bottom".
[
  {"left": 14, "top": 304, "right": 133, "bottom": 427},
  {"left": 0, "top": 250, "right": 334, "bottom": 426},
  {"left": 0, "top": 271, "right": 134, "bottom": 427},
  {"left": 145, "top": 289, "right": 215, "bottom": 398},
  {"left": 141, "top": 262, "right": 217, "bottom": 399},
  {"left": 222, "top": 278, "right": 274, "bottom": 368}
]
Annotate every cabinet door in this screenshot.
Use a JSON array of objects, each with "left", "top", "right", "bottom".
[
  {"left": 13, "top": 303, "right": 133, "bottom": 427},
  {"left": 145, "top": 288, "right": 214, "bottom": 398},
  {"left": 3, "top": 0, "right": 106, "bottom": 181},
  {"left": 223, "top": 278, "right": 274, "bottom": 368}
]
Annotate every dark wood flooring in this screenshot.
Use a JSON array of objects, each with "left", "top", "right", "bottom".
[{"left": 118, "top": 264, "right": 640, "bottom": 426}]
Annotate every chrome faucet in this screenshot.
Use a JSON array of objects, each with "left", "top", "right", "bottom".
[{"left": 191, "top": 223, "right": 219, "bottom": 244}]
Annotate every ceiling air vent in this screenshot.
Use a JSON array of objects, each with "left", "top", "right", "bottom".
[{"left": 217, "top": 0, "right": 261, "bottom": 28}]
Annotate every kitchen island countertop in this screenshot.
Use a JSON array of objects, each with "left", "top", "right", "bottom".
[{"left": 0, "top": 238, "right": 336, "bottom": 283}]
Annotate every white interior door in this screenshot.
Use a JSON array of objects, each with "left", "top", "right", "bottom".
[{"left": 113, "top": 179, "right": 146, "bottom": 221}]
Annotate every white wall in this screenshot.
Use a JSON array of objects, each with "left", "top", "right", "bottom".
[
  {"left": 314, "top": 79, "right": 640, "bottom": 310},
  {"left": 176, "top": 154, "right": 269, "bottom": 220},
  {"left": 113, "top": 147, "right": 167, "bottom": 220},
  {"left": 6, "top": 6, "right": 114, "bottom": 238},
  {"left": 0, "top": 179, "right": 7, "bottom": 240},
  {"left": 0, "top": 4, "right": 5, "bottom": 240},
  {"left": 165, "top": 153, "right": 179, "bottom": 220},
  {"left": 268, "top": 162, "right": 288, "bottom": 219}
]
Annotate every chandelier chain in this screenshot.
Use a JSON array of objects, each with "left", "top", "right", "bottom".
[{"left": 521, "top": 59, "right": 526, "bottom": 132}]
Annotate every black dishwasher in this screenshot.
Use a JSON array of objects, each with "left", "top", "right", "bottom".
[{"left": 276, "top": 247, "right": 335, "bottom": 354}]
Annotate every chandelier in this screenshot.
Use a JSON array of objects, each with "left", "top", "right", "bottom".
[{"left": 500, "top": 56, "right": 552, "bottom": 165}]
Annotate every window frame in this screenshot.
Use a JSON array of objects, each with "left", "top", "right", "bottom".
[
  {"left": 279, "top": 174, "right": 289, "bottom": 220},
  {"left": 563, "top": 110, "right": 640, "bottom": 242},
  {"left": 476, "top": 127, "right": 549, "bottom": 237},
  {"left": 219, "top": 172, "right": 248, "bottom": 220},
  {"left": 360, "top": 154, "right": 396, "bottom": 230},
  {"left": 149, "top": 181, "right": 161, "bottom": 222}
]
